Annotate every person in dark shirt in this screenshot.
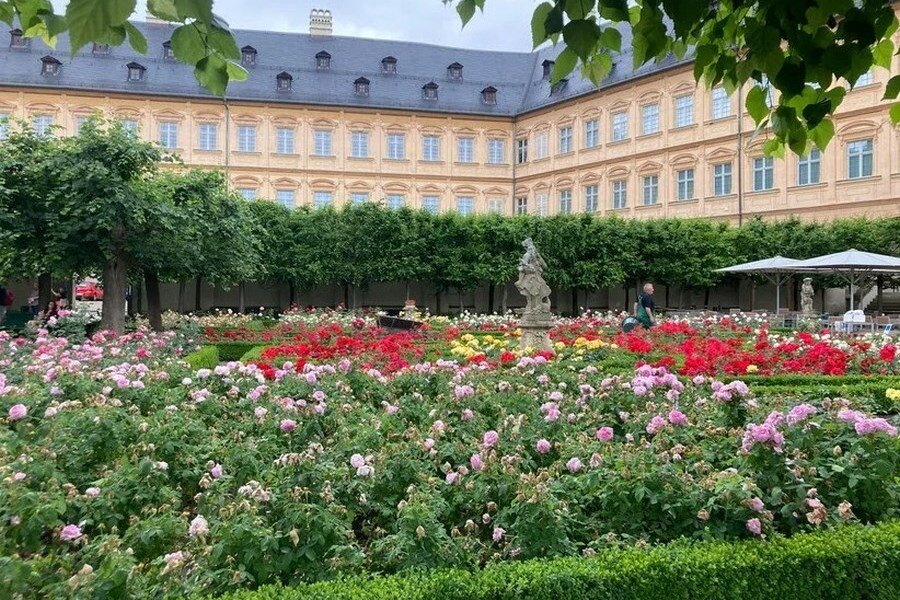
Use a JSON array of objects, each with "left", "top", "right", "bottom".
[{"left": 634, "top": 283, "right": 656, "bottom": 328}]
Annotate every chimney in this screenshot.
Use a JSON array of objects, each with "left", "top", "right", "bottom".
[{"left": 310, "top": 9, "right": 333, "bottom": 37}]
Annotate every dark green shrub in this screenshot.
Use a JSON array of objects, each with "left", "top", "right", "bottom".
[
  {"left": 211, "top": 522, "right": 900, "bottom": 600},
  {"left": 214, "top": 342, "right": 262, "bottom": 362}
]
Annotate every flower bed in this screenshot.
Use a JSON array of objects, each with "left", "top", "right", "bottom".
[{"left": 1, "top": 319, "right": 898, "bottom": 598}]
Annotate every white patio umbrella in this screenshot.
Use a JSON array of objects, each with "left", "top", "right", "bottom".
[
  {"left": 715, "top": 256, "right": 802, "bottom": 311},
  {"left": 792, "top": 249, "right": 900, "bottom": 311}
]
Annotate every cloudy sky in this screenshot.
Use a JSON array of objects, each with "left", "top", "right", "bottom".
[{"left": 51, "top": 1, "right": 538, "bottom": 52}]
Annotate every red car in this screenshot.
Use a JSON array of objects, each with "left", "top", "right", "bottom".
[{"left": 75, "top": 281, "right": 104, "bottom": 301}]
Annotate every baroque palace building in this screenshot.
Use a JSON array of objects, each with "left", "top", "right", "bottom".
[{"left": 1, "top": 9, "right": 899, "bottom": 224}]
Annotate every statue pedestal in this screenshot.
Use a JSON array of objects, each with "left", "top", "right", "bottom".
[{"left": 519, "top": 318, "right": 553, "bottom": 353}]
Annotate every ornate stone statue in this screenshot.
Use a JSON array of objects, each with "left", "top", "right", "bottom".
[
  {"left": 515, "top": 238, "right": 553, "bottom": 351},
  {"left": 801, "top": 277, "right": 815, "bottom": 316}
]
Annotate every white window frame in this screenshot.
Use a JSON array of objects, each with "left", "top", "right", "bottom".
[
  {"left": 612, "top": 111, "right": 628, "bottom": 141},
  {"left": 120, "top": 119, "right": 139, "bottom": 135},
  {"left": 275, "top": 189, "right": 295, "bottom": 209},
  {"left": 237, "top": 125, "right": 256, "bottom": 153},
  {"left": 456, "top": 196, "right": 475, "bottom": 215},
  {"left": 238, "top": 188, "right": 256, "bottom": 201},
  {"left": 387, "top": 133, "right": 406, "bottom": 160},
  {"left": 350, "top": 192, "right": 369, "bottom": 205},
  {"left": 487, "top": 138, "right": 504, "bottom": 164},
  {"left": 386, "top": 194, "right": 405, "bottom": 210},
  {"left": 797, "top": 149, "right": 821, "bottom": 186},
  {"left": 0, "top": 113, "right": 11, "bottom": 140},
  {"left": 676, "top": 168, "right": 695, "bottom": 200},
  {"left": 673, "top": 94, "right": 694, "bottom": 128},
  {"left": 313, "top": 191, "right": 333, "bottom": 209},
  {"left": 642, "top": 175, "right": 659, "bottom": 206},
  {"left": 558, "top": 126, "right": 573, "bottom": 154},
  {"left": 515, "top": 197, "right": 528, "bottom": 215},
  {"left": 351, "top": 131, "right": 369, "bottom": 158},
  {"left": 847, "top": 139, "right": 873, "bottom": 179},
  {"left": 584, "top": 119, "right": 599, "bottom": 148},
  {"left": 713, "top": 163, "right": 733, "bottom": 196},
  {"left": 854, "top": 69, "right": 874, "bottom": 87},
  {"left": 536, "top": 193, "right": 548, "bottom": 216},
  {"left": 612, "top": 180, "right": 627, "bottom": 209},
  {"left": 158, "top": 121, "right": 178, "bottom": 149},
  {"left": 314, "top": 129, "right": 333, "bottom": 156},
  {"left": 275, "top": 127, "right": 295, "bottom": 154},
  {"left": 457, "top": 137, "right": 474, "bottom": 163},
  {"left": 422, "top": 135, "right": 441, "bottom": 161},
  {"left": 516, "top": 138, "right": 528, "bottom": 163},
  {"left": 198, "top": 122, "right": 218, "bottom": 151},
  {"left": 584, "top": 184, "right": 598, "bottom": 212},
  {"left": 558, "top": 189, "right": 572, "bottom": 214},
  {"left": 488, "top": 197, "right": 504, "bottom": 214},
  {"left": 752, "top": 157, "right": 775, "bottom": 191},
  {"left": 535, "top": 132, "right": 549, "bottom": 159},
  {"left": 641, "top": 104, "right": 659, "bottom": 136},
  {"left": 422, "top": 195, "right": 440, "bottom": 214},
  {"left": 711, "top": 86, "right": 731, "bottom": 119}
]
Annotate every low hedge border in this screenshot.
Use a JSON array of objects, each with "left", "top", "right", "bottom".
[
  {"left": 213, "top": 342, "right": 264, "bottom": 362},
  {"left": 212, "top": 522, "right": 900, "bottom": 600},
  {"left": 185, "top": 346, "right": 219, "bottom": 370}
]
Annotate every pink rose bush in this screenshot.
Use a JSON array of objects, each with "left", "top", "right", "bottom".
[{"left": 0, "top": 321, "right": 896, "bottom": 598}]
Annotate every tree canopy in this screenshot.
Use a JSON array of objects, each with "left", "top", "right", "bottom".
[{"left": 2, "top": 0, "right": 897, "bottom": 154}]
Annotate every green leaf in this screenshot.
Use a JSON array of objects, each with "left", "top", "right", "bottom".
[
  {"left": 456, "top": 0, "right": 476, "bottom": 27},
  {"left": 173, "top": 0, "right": 213, "bottom": 21},
  {"left": 801, "top": 99, "right": 831, "bottom": 129},
  {"left": 872, "top": 39, "right": 894, "bottom": 69},
  {"left": 563, "top": 19, "right": 601, "bottom": 60},
  {"left": 583, "top": 51, "right": 613, "bottom": 85},
  {"left": 225, "top": 60, "right": 248, "bottom": 82},
  {"left": 65, "top": 0, "right": 136, "bottom": 53},
  {"left": 194, "top": 55, "right": 228, "bottom": 96},
  {"left": 598, "top": 0, "right": 628, "bottom": 22},
  {"left": 147, "top": 0, "right": 179, "bottom": 21},
  {"left": 598, "top": 27, "right": 621, "bottom": 53},
  {"left": 531, "top": 3, "right": 553, "bottom": 48},
  {"left": 884, "top": 75, "right": 900, "bottom": 100},
  {"left": 170, "top": 24, "right": 206, "bottom": 64},
  {"left": 552, "top": 47, "right": 579, "bottom": 83},
  {"left": 746, "top": 86, "right": 769, "bottom": 123},
  {"left": 207, "top": 23, "right": 240, "bottom": 60},
  {"left": 0, "top": 2, "right": 14, "bottom": 25},
  {"left": 763, "top": 137, "right": 784, "bottom": 158},
  {"left": 124, "top": 21, "right": 147, "bottom": 54},
  {"left": 565, "top": 0, "right": 595, "bottom": 21},
  {"left": 890, "top": 102, "right": 900, "bottom": 125}
]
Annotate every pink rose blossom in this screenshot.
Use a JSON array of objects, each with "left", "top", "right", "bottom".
[
  {"left": 483, "top": 430, "right": 499, "bottom": 447},
  {"left": 470, "top": 454, "right": 484, "bottom": 471},
  {"left": 748, "top": 497, "right": 764, "bottom": 513},
  {"left": 84, "top": 487, "right": 101, "bottom": 498},
  {"left": 350, "top": 454, "right": 366, "bottom": 469},
  {"left": 210, "top": 464, "right": 223, "bottom": 479},
  {"left": 189, "top": 515, "right": 209, "bottom": 537},
  {"left": 596, "top": 427, "right": 614, "bottom": 442},
  {"left": 667, "top": 410, "right": 688, "bottom": 427},
  {"left": 59, "top": 524, "right": 82, "bottom": 542},
  {"left": 646, "top": 415, "right": 667, "bottom": 435},
  {"left": 423, "top": 438, "right": 435, "bottom": 451},
  {"left": 492, "top": 527, "right": 505, "bottom": 542},
  {"left": 746, "top": 518, "right": 762, "bottom": 536},
  {"left": 8, "top": 403, "right": 27, "bottom": 421},
  {"left": 535, "top": 439, "right": 551, "bottom": 454},
  {"left": 566, "top": 457, "right": 583, "bottom": 473},
  {"left": 279, "top": 419, "right": 297, "bottom": 433}
]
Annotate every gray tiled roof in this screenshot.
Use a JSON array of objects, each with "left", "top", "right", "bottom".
[{"left": 0, "top": 21, "right": 688, "bottom": 117}]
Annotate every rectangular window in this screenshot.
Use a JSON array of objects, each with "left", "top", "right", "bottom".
[
  {"left": 422, "top": 135, "right": 441, "bottom": 161},
  {"left": 488, "top": 197, "right": 504, "bottom": 214},
  {"left": 238, "top": 188, "right": 256, "bottom": 201},
  {"left": 275, "top": 190, "right": 295, "bottom": 209},
  {"left": 0, "top": 113, "right": 9, "bottom": 140},
  {"left": 33, "top": 115, "right": 54, "bottom": 137},
  {"left": 642, "top": 175, "right": 659, "bottom": 206},
  {"left": 558, "top": 126, "right": 573, "bottom": 154},
  {"left": 120, "top": 119, "right": 138, "bottom": 135},
  {"left": 237, "top": 125, "right": 256, "bottom": 152},
  {"left": 75, "top": 116, "right": 89, "bottom": 134},
  {"left": 535, "top": 132, "right": 549, "bottom": 159},
  {"left": 674, "top": 95, "right": 694, "bottom": 128},
  {"left": 641, "top": 104, "right": 659, "bottom": 135},
  {"left": 675, "top": 168, "right": 695, "bottom": 200},
  {"left": 351, "top": 192, "right": 369, "bottom": 205},
  {"left": 612, "top": 180, "right": 627, "bottom": 209},
  {"left": 516, "top": 138, "right": 528, "bottom": 163},
  {"left": 488, "top": 138, "right": 504, "bottom": 164},
  {"left": 515, "top": 197, "right": 528, "bottom": 215},
  {"left": 456, "top": 196, "right": 474, "bottom": 215},
  {"left": 387, "top": 133, "right": 406, "bottom": 160},
  {"left": 422, "top": 196, "right": 441, "bottom": 215},
  {"left": 584, "top": 184, "right": 598, "bottom": 212},
  {"left": 612, "top": 111, "right": 628, "bottom": 141},
  {"left": 158, "top": 121, "right": 178, "bottom": 149},
  {"left": 314, "top": 130, "right": 332, "bottom": 156},
  {"left": 797, "top": 149, "right": 821, "bottom": 185},
  {"left": 584, "top": 119, "right": 599, "bottom": 148},
  {"left": 752, "top": 157, "right": 775, "bottom": 191},
  {"left": 558, "top": 189, "right": 572, "bottom": 214},
  {"left": 386, "top": 194, "right": 405, "bottom": 210},
  {"left": 198, "top": 123, "right": 218, "bottom": 150},
  {"left": 457, "top": 137, "right": 474, "bottom": 163},
  {"left": 351, "top": 131, "right": 369, "bottom": 158},
  {"left": 847, "top": 139, "right": 873, "bottom": 179},
  {"left": 713, "top": 163, "right": 733, "bottom": 196},
  {"left": 536, "top": 193, "right": 548, "bottom": 216},
  {"left": 855, "top": 69, "right": 874, "bottom": 87},
  {"left": 313, "top": 191, "right": 333, "bottom": 209},
  {"left": 711, "top": 86, "right": 731, "bottom": 119},
  {"left": 275, "top": 128, "right": 294, "bottom": 154},
  {"left": 422, "top": 195, "right": 440, "bottom": 214}
]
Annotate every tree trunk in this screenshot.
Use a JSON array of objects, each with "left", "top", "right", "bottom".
[
  {"left": 458, "top": 289, "right": 464, "bottom": 315},
  {"left": 100, "top": 253, "right": 129, "bottom": 333},
  {"left": 177, "top": 280, "right": 186, "bottom": 313},
  {"left": 703, "top": 288, "right": 710, "bottom": 309},
  {"left": 750, "top": 282, "right": 756, "bottom": 311},
  {"left": 343, "top": 283, "right": 350, "bottom": 309},
  {"left": 405, "top": 281, "right": 411, "bottom": 301},
  {"left": 665, "top": 286, "right": 670, "bottom": 309},
  {"left": 876, "top": 276, "right": 883, "bottom": 313},
  {"left": 289, "top": 282, "right": 296, "bottom": 307},
  {"left": 435, "top": 290, "right": 441, "bottom": 315},
  {"left": 239, "top": 282, "right": 246, "bottom": 313},
  {"left": 145, "top": 271, "right": 163, "bottom": 331},
  {"left": 38, "top": 272, "right": 52, "bottom": 313},
  {"left": 624, "top": 285, "right": 630, "bottom": 313},
  {"left": 488, "top": 283, "right": 495, "bottom": 314},
  {"left": 127, "top": 285, "right": 135, "bottom": 318},
  {"left": 679, "top": 287, "right": 685, "bottom": 309},
  {"left": 571, "top": 288, "right": 578, "bottom": 316},
  {"left": 136, "top": 280, "right": 143, "bottom": 315},
  {"left": 501, "top": 285, "right": 508, "bottom": 314},
  {"left": 195, "top": 276, "right": 202, "bottom": 312}
]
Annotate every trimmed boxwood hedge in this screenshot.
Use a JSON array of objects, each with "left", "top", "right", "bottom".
[
  {"left": 214, "top": 342, "right": 263, "bottom": 362},
  {"left": 185, "top": 346, "right": 219, "bottom": 370},
  {"left": 212, "top": 522, "right": 900, "bottom": 600}
]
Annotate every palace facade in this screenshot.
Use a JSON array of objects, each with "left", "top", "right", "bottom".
[{"left": 1, "top": 9, "right": 899, "bottom": 223}]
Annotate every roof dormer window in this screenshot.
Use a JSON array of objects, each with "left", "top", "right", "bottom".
[
  {"left": 447, "top": 62, "right": 463, "bottom": 80},
  {"left": 163, "top": 40, "right": 175, "bottom": 60},
  {"left": 316, "top": 50, "right": 331, "bottom": 69},
  {"left": 423, "top": 81, "right": 438, "bottom": 101},
  {"left": 381, "top": 56, "right": 397, "bottom": 73},
  {"left": 10, "top": 28, "right": 27, "bottom": 49},
  {"left": 92, "top": 43, "right": 109, "bottom": 55},
  {"left": 276, "top": 71, "right": 293, "bottom": 91},
  {"left": 542, "top": 59, "right": 554, "bottom": 80},
  {"left": 40, "top": 56, "right": 61, "bottom": 76},
  {"left": 126, "top": 62, "right": 146, "bottom": 82},
  {"left": 481, "top": 86, "right": 497, "bottom": 105},
  {"left": 354, "top": 77, "right": 370, "bottom": 97},
  {"left": 241, "top": 46, "right": 257, "bottom": 67}
]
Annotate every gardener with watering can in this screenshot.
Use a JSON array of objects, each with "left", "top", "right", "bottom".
[{"left": 634, "top": 282, "right": 656, "bottom": 329}]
